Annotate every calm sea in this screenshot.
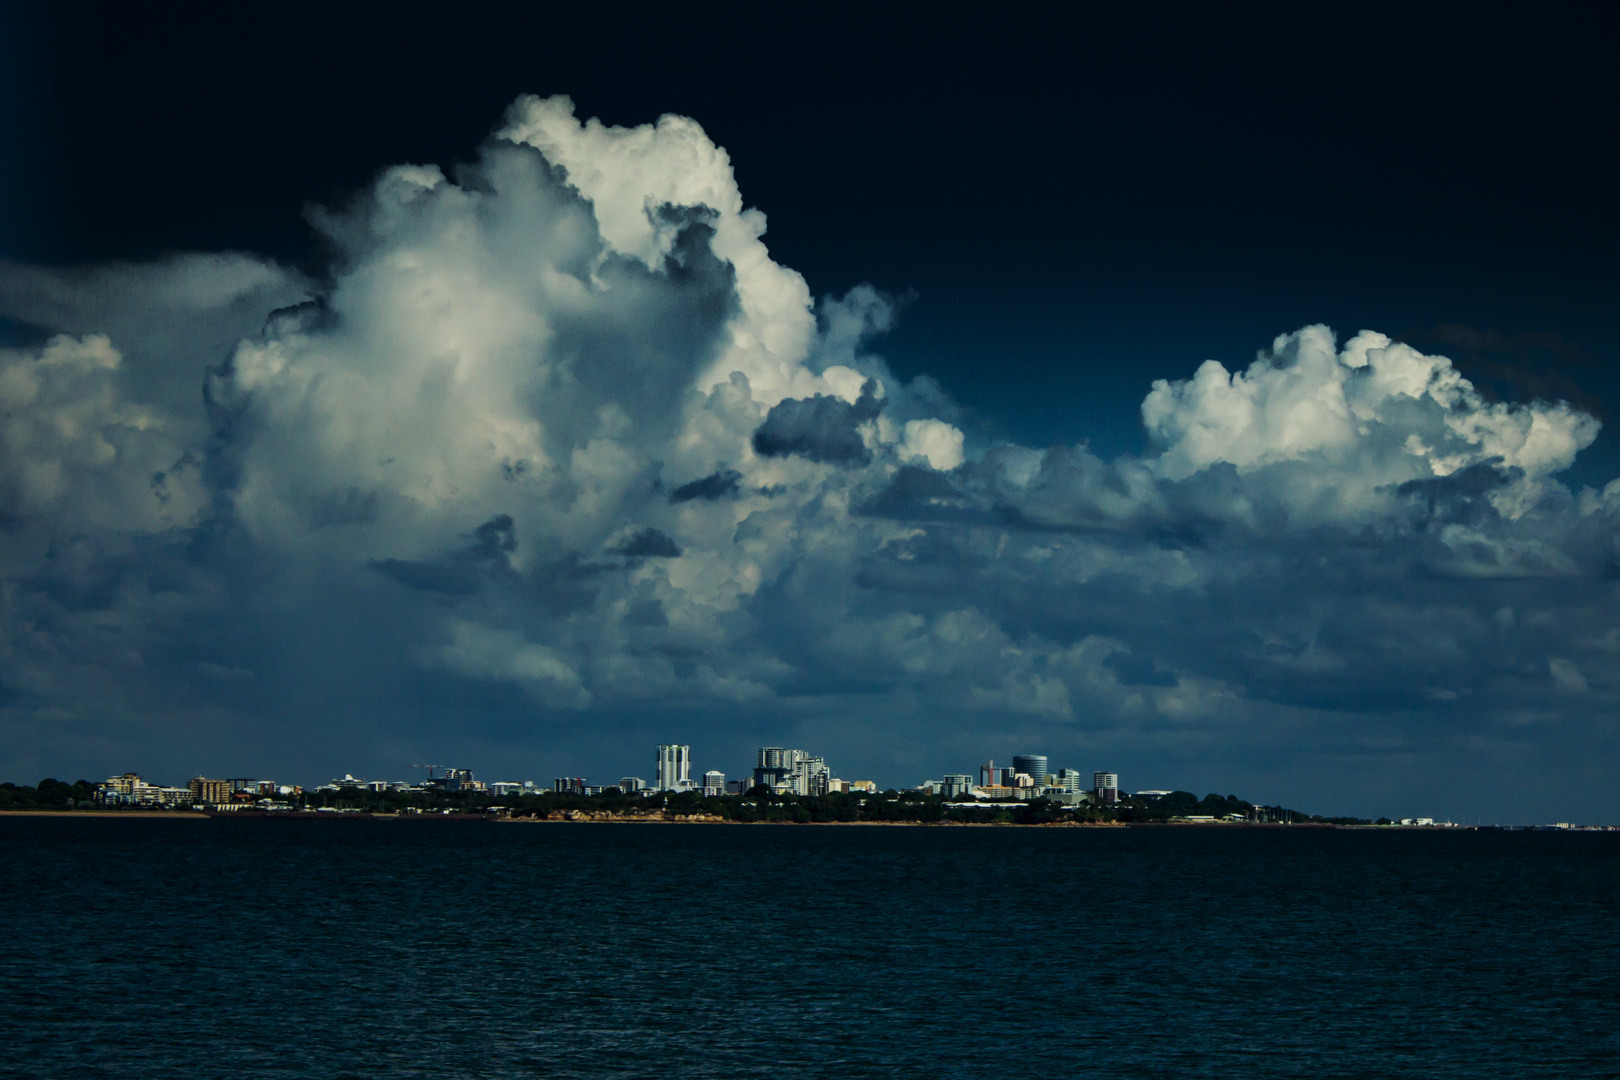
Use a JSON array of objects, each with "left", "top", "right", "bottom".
[{"left": 1, "top": 819, "right": 1616, "bottom": 1078}]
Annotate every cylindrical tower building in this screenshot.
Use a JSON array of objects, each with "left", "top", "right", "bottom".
[{"left": 1012, "top": 754, "right": 1048, "bottom": 785}]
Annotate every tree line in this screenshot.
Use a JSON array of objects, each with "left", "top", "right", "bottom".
[{"left": 0, "top": 779, "right": 102, "bottom": 810}]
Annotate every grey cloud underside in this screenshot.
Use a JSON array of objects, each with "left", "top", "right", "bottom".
[
  {"left": 369, "top": 558, "right": 483, "bottom": 596},
  {"left": 611, "top": 528, "right": 682, "bottom": 559},
  {"left": 752, "top": 381, "right": 883, "bottom": 464},
  {"left": 845, "top": 452, "right": 1614, "bottom": 705},
  {"left": 669, "top": 469, "right": 741, "bottom": 503},
  {"left": 0, "top": 94, "right": 1616, "bottom": 815}
]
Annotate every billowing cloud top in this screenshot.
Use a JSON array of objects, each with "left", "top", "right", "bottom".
[{"left": 0, "top": 96, "right": 1614, "bottom": 817}]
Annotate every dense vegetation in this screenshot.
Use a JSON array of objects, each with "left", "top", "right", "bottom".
[
  {"left": 0, "top": 779, "right": 102, "bottom": 810},
  {"left": 0, "top": 777, "right": 1367, "bottom": 825}
]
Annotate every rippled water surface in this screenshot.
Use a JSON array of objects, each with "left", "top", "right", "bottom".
[{"left": 2, "top": 819, "right": 1616, "bottom": 1078}]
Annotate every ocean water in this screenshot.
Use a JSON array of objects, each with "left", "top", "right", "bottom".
[{"left": 1, "top": 819, "right": 1616, "bottom": 1079}]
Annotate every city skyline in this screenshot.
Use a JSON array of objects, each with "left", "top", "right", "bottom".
[
  {"left": 30, "top": 740, "right": 1124, "bottom": 805},
  {"left": 11, "top": 727, "right": 1614, "bottom": 827},
  {"left": 1, "top": 7, "right": 1617, "bottom": 824}
]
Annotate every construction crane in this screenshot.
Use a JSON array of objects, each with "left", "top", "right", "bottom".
[{"left": 410, "top": 764, "right": 447, "bottom": 781}]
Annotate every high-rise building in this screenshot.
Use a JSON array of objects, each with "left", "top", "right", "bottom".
[
  {"left": 619, "top": 777, "right": 645, "bottom": 792},
  {"left": 1012, "top": 755, "right": 1048, "bottom": 785},
  {"left": 656, "top": 745, "right": 691, "bottom": 791},
  {"left": 188, "top": 777, "right": 233, "bottom": 804},
  {"left": 1094, "top": 772, "right": 1119, "bottom": 804},
  {"left": 754, "top": 747, "right": 796, "bottom": 791},
  {"left": 703, "top": 770, "right": 726, "bottom": 796},
  {"left": 798, "top": 756, "right": 830, "bottom": 796},
  {"left": 752, "top": 748, "right": 828, "bottom": 795},
  {"left": 941, "top": 774, "right": 975, "bottom": 798},
  {"left": 756, "top": 747, "right": 805, "bottom": 771},
  {"left": 1053, "top": 768, "right": 1086, "bottom": 793}
]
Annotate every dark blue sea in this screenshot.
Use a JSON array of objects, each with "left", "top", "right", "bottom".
[{"left": 2, "top": 819, "right": 1616, "bottom": 1078}]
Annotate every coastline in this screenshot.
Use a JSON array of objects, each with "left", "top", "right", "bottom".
[
  {"left": 0, "top": 809, "right": 1346, "bottom": 827},
  {"left": 3, "top": 811, "right": 1597, "bottom": 829},
  {"left": 0, "top": 810, "right": 210, "bottom": 819}
]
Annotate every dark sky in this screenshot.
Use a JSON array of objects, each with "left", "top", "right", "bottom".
[
  {"left": 1, "top": 2, "right": 1617, "bottom": 820},
  {"left": 12, "top": 2, "right": 1617, "bottom": 460}
]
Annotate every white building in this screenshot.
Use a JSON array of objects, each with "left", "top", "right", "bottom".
[
  {"left": 796, "top": 756, "right": 830, "bottom": 797},
  {"left": 752, "top": 747, "right": 829, "bottom": 795},
  {"left": 655, "top": 745, "right": 691, "bottom": 791},
  {"left": 1094, "top": 772, "right": 1119, "bottom": 804},
  {"left": 98, "top": 773, "right": 193, "bottom": 806},
  {"left": 703, "top": 770, "right": 726, "bottom": 796}
]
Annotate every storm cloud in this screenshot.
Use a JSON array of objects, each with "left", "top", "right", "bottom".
[
  {"left": 753, "top": 380, "right": 884, "bottom": 464},
  {"left": 0, "top": 95, "right": 1615, "bottom": 819}
]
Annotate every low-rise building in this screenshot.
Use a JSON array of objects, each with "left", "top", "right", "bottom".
[{"left": 98, "top": 773, "right": 194, "bottom": 806}]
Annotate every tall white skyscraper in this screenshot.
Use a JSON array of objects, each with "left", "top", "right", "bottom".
[{"left": 656, "top": 744, "right": 691, "bottom": 791}]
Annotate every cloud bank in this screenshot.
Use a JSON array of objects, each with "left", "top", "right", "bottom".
[{"left": 1, "top": 95, "right": 1615, "bottom": 818}]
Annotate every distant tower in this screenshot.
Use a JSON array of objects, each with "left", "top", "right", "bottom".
[
  {"left": 656, "top": 745, "right": 691, "bottom": 791},
  {"left": 981, "top": 760, "right": 996, "bottom": 787},
  {"left": 1094, "top": 772, "right": 1119, "bottom": 804},
  {"left": 1012, "top": 755, "right": 1048, "bottom": 786}
]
